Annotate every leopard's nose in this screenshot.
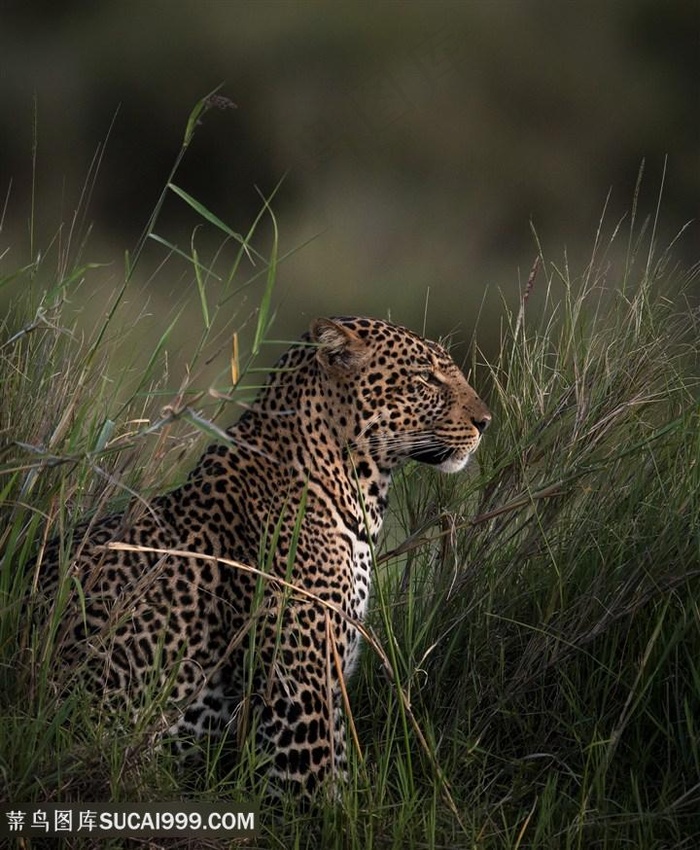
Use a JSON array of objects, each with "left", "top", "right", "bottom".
[{"left": 471, "top": 413, "right": 491, "bottom": 434}]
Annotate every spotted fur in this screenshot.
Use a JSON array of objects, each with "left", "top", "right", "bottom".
[{"left": 39, "top": 317, "right": 491, "bottom": 795}]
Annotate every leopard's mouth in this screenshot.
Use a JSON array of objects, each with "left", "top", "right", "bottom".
[
  {"left": 409, "top": 436, "right": 480, "bottom": 473},
  {"left": 408, "top": 445, "right": 456, "bottom": 467}
]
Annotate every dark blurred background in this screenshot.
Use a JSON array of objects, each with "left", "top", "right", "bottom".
[{"left": 1, "top": 0, "right": 698, "bottom": 365}]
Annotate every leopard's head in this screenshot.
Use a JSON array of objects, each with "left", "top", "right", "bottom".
[{"left": 310, "top": 316, "right": 491, "bottom": 473}]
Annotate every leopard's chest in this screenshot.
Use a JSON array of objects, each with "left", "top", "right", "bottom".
[
  {"left": 349, "top": 537, "right": 373, "bottom": 622},
  {"left": 336, "top": 536, "right": 374, "bottom": 677}
]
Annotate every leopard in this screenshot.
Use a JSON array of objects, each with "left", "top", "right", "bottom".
[{"left": 37, "top": 316, "right": 491, "bottom": 796}]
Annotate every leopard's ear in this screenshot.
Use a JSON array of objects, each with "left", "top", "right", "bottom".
[{"left": 310, "top": 318, "right": 371, "bottom": 375}]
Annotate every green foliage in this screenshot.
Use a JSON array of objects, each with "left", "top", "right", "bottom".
[
  {"left": 358, "top": 219, "right": 700, "bottom": 848},
  {"left": 1, "top": 109, "right": 699, "bottom": 846}
]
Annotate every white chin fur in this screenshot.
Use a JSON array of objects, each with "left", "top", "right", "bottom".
[{"left": 436, "top": 453, "right": 471, "bottom": 473}]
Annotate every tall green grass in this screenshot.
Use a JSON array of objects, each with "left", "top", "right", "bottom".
[
  {"left": 359, "top": 225, "right": 700, "bottom": 848},
  {"left": 2, "top": 103, "right": 699, "bottom": 848},
  {"left": 0, "top": 93, "right": 286, "bottom": 818}
]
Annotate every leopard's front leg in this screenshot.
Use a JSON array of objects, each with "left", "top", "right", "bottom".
[{"left": 252, "top": 602, "right": 351, "bottom": 796}]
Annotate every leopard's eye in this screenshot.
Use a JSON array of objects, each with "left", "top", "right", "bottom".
[{"left": 416, "top": 370, "right": 442, "bottom": 387}]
